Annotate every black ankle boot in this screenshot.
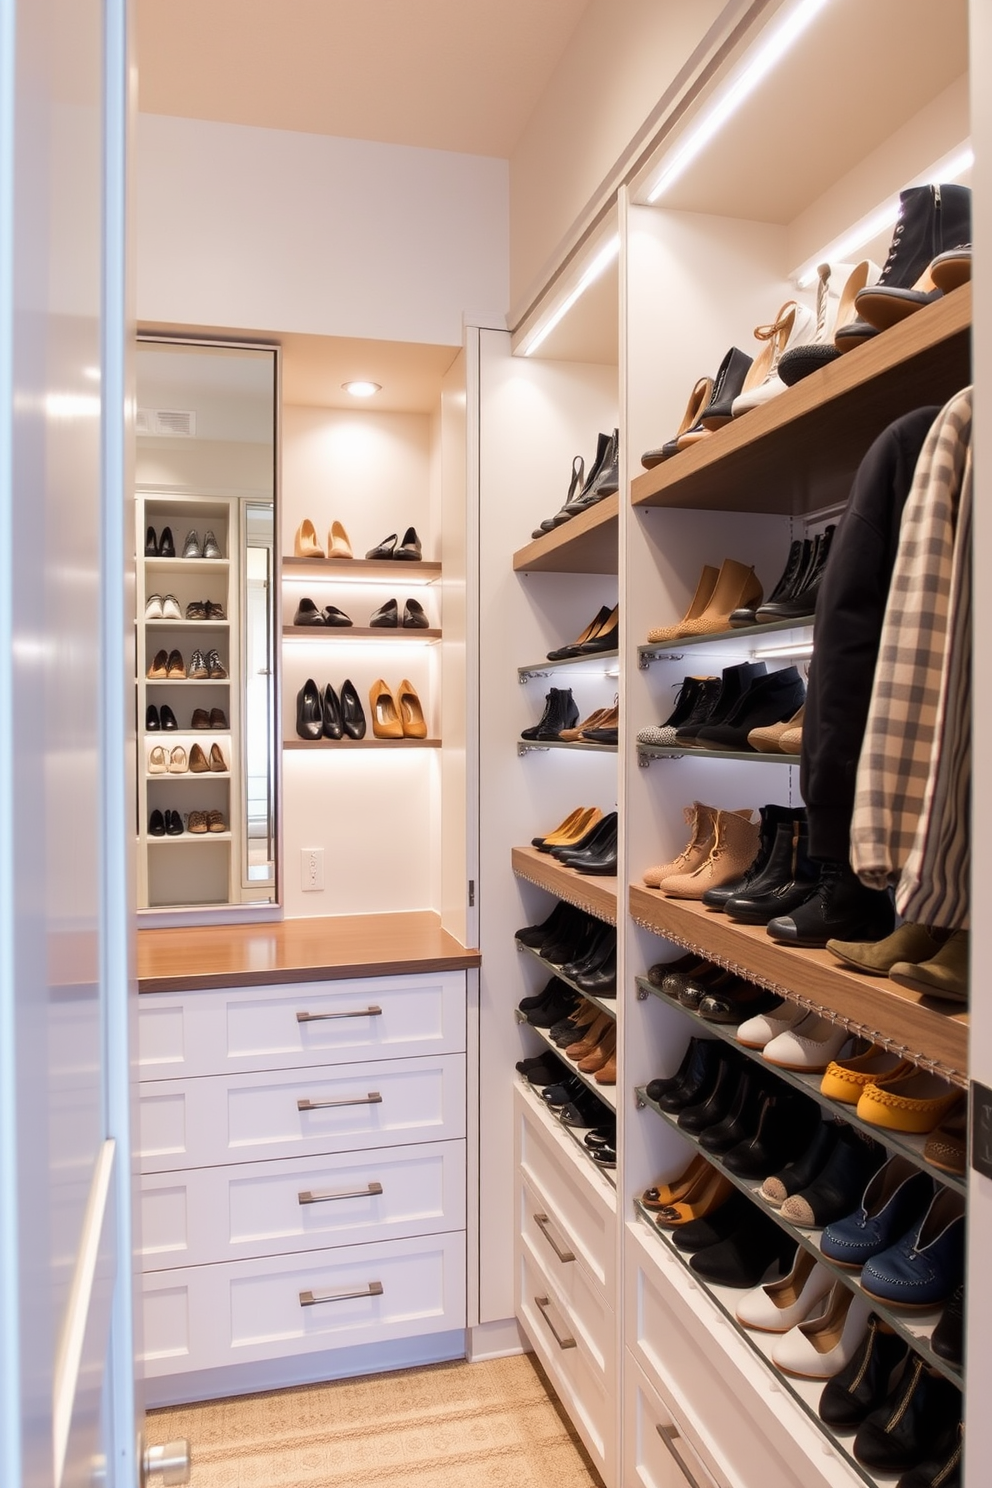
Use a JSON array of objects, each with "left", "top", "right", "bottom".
[
  {"left": 531, "top": 453, "right": 584, "bottom": 539},
  {"left": 676, "top": 661, "right": 767, "bottom": 744},
  {"left": 757, "top": 525, "right": 836, "bottom": 620},
  {"left": 521, "top": 688, "right": 561, "bottom": 740},
  {"left": 819, "top": 1316, "right": 909, "bottom": 1428},
  {"left": 766, "top": 860, "right": 895, "bottom": 947},
  {"left": 735, "top": 538, "right": 806, "bottom": 625},
  {"left": 725, "top": 812, "right": 818, "bottom": 923},
  {"left": 696, "top": 666, "right": 806, "bottom": 752},
  {"left": 703, "top": 803, "right": 794, "bottom": 907},
  {"left": 535, "top": 687, "right": 579, "bottom": 740}
]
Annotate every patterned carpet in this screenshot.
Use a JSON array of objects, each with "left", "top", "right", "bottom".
[{"left": 148, "top": 1353, "right": 604, "bottom": 1488}]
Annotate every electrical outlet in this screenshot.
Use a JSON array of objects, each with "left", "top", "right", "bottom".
[{"left": 301, "top": 847, "right": 324, "bottom": 892}]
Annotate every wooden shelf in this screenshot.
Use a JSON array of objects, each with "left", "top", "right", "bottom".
[
  {"left": 284, "top": 736, "right": 441, "bottom": 749},
  {"left": 137, "top": 908, "right": 480, "bottom": 992},
  {"left": 512, "top": 492, "right": 618, "bottom": 574},
  {"left": 631, "top": 287, "right": 971, "bottom": 516},
  {"left": 628, "top": 885, "right": 967, "bottom": 1083},
  {"left": 282, "top": 556, "right": 441, "bottom": 578},
  {"left": 283, "top": 626, "right": 441, "bottom": 640},
  {"left": 512, "top": 845, "right": 617, "bottom": 926}
]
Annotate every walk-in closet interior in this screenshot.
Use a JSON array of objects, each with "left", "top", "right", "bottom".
[{"left": 127, "top": 1, "right": 987, "bottom": 1485}]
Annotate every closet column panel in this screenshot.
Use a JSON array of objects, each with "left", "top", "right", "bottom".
[{"left": 476, "top": 329, "right": 618, "bottom": 1323}]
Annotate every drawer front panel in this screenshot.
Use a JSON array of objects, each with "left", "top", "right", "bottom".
[
  {"left": 626, "top": 1224, "right": 857, "bottom": 1488},
  {"left": 140, "top": 1140, "right": 466, "bottom": 1270},
  {"left": 514, "top": 1084, "right": 614, "bottom": 1289},
  {"left": 517, "top": 1246, "right": 611, "bottom": 1479},
  {"left": 138, "top": 1053, "right": 466, "bottom": 1172},
  {"left": 138, "top": 971, "right": 466, "bottom": 1079},
  {"left": 140, "top": 1231, "right": 467, "bottom": 1377},
  {"left": 519, "top": 1174, "right": 612, "bottom": 1372},
  {"left": 624, "top": 1354, "right": 721, "bottom": 1488}
]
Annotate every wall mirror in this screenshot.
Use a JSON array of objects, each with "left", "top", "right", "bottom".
[{"left": 135, "top": 336, "right": 280, "bottom": 917}]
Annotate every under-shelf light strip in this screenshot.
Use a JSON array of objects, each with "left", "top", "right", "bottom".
[
  {"left": 645, "top": 0, "right": 833, "bottom": 204},
  {"left": 521, "top": 235, "right": 620, "bottom": 357}
]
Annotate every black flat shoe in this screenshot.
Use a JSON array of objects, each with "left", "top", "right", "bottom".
[
  {"left": 515, "top": 900, "right": 572, "bottom": 948},
  {"left": 322, "top": 683, "right": 343, "bottom": 739},
  {"left": 395, "top": 526, "right": 422, "bottom": 560},
  {"left": 146, "top": 705, "right": 161, "bottom": 731},
  {"left": 149, "top": 809, "right": 166, "bottom": 836},
  {"left": 160, "top": 705, "right": 178, "bottom": 731},
  {"left": 672, "top": 1190, "right": 751, "bottom": 1252},
  {"left": 403, "top": 597, "right": 429, "bottom": 628},
  {"left": 340, "top": 678, "right": 367, "bottom": 739},
  {"left": 295, "top": 678, "right": 323, "bottom": 740},
  {"left": 366, "top": 532, "right": 397, "bottom": 559},
  {"left": 165, "top": 809, "right": 183, "bottom": 836},
  {"left": 369, "top": 598, "right": 399, "bottom": 628},
  {"left": 145, "top": 526, "right": 159, "bottom": 556},
  {"left": 294, "top": 597, "right": 325, "bottom": 626},
  {"left": 321, "top": 605, "right": 353, "bottom": 627}
]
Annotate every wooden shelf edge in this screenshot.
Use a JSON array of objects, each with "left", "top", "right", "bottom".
[
  {"left": 282, "top": 556, "right": 441, "bottom": 575},
  {"left": 283, "top": 737, "right": 441, "bottom": 749},
  {"left": 282, "top": 626, "right": 441, "bottom": 639},
  {"left": 512, "top": 845, "right": 617, "bottom": 926},
  {"left": 512, "top": 492, "right": 619, "bottom": 574},
  {"left": 628, "top": 884, "right": 967, "bottom": 1084}
]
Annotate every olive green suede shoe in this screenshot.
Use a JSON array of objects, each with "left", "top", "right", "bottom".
[{"left": 826, "top": 921, "right": 946, "bottom": 976}]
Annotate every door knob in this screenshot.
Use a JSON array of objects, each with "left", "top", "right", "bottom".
[{"left": 141, "top": 1438, "right": 190, "bottom": 1487}]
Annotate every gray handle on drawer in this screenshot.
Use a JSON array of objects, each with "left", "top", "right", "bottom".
[
  {"left": 533, "top": 1212, "right": 575, "bottom": 1263},
  {"left": 296, "top": 1006, "right": 382, "bottom": 1022},
  {"left": 299, "top": 1280, "right": 384, "bottom": 1307},
  {"left": 297, "top": 1092, "right": 382, "bottom": 1111},
  {"left": 656, "top": 1424, "right": 705, "bottom": 1488},
  {"left": 299, "top": 1181, "right": 383, "bottom": 1205},
  {"left": 534, "top": 1295, "right": 576, "bottom": 1350}
]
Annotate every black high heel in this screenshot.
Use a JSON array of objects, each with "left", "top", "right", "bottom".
[
  {"left": 340, "top": 678, "right": 367, "bottom": 739},
  {"left": 322, "top": 683, "right": 343, "bottom": 739},
  {"left": 296, "top": 679, "right": 323, "bottom": 740}
]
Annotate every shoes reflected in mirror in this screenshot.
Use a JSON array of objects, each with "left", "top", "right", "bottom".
[
  {"left": 370, "top": 679, "right": 404, "bottom": 739},
  {"left": 209, "top": 707, "right": 228, "bottom": 729},
  {"left": 186, "top": 649, "right": 207, "bottom": 679},
  {"left": 145, "top": 527, "right": 159, "bottom": 557},
  {"left": 165, "top": 809, "right": 183, "bottom": 836},
  {"left": 328, "top": 520, "right": 353, "bottom": 558},
  {"left": 162, "top": 594, "right": 182, "bottom": 620},
  {"left": 295, "top": 519, "right": 324, "bottom": 558},
  {"left": 145, "top": 594, "right": 164, "bottom": 619},
  {"left": 148, "top": 810, "right": 166, "bottom": 837}
]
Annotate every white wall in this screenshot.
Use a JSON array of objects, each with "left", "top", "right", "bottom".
[{"left": 136, "top": 113, "right": 510, "bottom": 344}]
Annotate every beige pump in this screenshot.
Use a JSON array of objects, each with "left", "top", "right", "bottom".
[
  {"left": 678, "top": 557, "right": 763, "bottom": 637},
  {"left": 328, "top": 520, "right": 353, "bottom": 558},
  {"left": 646, "top": 564, "right": 719, "bottom": 643},
  {"left": 295, "top": 518, "right": 324, "bottom": 558}
]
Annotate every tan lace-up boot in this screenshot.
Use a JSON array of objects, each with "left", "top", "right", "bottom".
[
  {"left": 643, "top": 802, "right": 717, "bottom": 888},
  {"left": 659, "top": 809, "right": 760, "bottom": 899}
]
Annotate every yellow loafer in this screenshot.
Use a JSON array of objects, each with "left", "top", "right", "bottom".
[
  {"left": 820, "top": 1047, "right": 912, "bottom": 1105},
  {"left": 856, "top": 1070, "right": 962, "bottom": 1134}
]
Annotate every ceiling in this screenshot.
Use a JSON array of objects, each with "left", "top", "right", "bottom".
[{"left": 136, "top": 0, "right": 591, "bottom": 158}]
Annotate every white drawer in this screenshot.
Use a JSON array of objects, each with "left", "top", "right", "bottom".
[
  {"left": 140, "top": 1229, "right": 466, "bottom": 1378},
  {"left": 519, "top": 1173, "right": 612, "bottom": 1374},
  {"left": 625, "top": 1222, "right": 862, "bottom": 1488},
  {"left": 518, "top": 1245, "right": 612, "bottom": 1482},
  {"left": 514, "top": 1083, "right": 615, "bottom": 1290},
  {"left": 138, "top": 1052, "right": 466, "bottom": 1172},
  {"left": 140, "top": 1139, "right": 466, "bottom": 1270},
  {"left": 138, "top": 971, "right": 466, "bottom": 1079},
  {"left": 624, "top": 1354, "right": 722, "bottom": 1488}
]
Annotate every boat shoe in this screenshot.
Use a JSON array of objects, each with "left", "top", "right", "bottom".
[{"left": 860, "top": 1188, "right": 965, "bottom": 1308}]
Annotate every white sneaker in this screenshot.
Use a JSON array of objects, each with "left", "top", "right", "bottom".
[
  {"left": 736, "top": 1000, "right": 806, "bottom": 1050},
  {"left": 145, "top": 593, "right": 164, "bottom": 619},
  {"left": 762, "top": 1010, "right": 849, "bottom": 1071},
  {"left": 162, "top": 593, "right": 182, "bottom": 621},
  {"left": 771, "top": 1281, "right": 870, "bottom": 1379},
  {"left": 736, "top": 1248, "right": 834, "bottom": 1333}
]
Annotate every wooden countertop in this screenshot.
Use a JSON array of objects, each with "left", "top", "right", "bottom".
[{"left": 137, "top": 910, "right": 481, "bottom": 993}]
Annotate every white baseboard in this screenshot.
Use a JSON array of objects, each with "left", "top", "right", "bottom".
[{"left": 466, "top": 1317, "right": 529, "bottom": 1362}]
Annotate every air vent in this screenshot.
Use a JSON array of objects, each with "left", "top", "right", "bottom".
[{"left": 137, "top": 407, "right": 196, "bottom": 438}]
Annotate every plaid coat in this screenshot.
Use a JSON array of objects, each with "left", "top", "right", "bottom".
[{"left": 850, "top": 388, "right": 972, "bottom": 904}]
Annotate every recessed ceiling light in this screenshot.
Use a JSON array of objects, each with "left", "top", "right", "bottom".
[{"left": 342, "top": 380, "right": 381, "bottom": 398}]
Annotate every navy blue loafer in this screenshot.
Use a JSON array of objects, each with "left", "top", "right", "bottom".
[
  {"left": 821, "top": 1155, "right": 934, "bottom": 1268},
  {"left": 860, "top": 1188, "right": 965, "bottom": 1307}
]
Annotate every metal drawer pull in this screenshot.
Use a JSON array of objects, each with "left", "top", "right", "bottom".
[
  {"left": 298, "top": 1092, "right": 382, "bottom": 1111},
  {"left": 299, "top": 1280, "right": 383, "bottom": 1307},
  {"left": 296, "top": 1006, "right": 382, "bottom": 1023},
  {"left": 656, "top": 1424, "right": 705, "bottom": 1488},
  {"left": 534, "top": 1212, "right": 575, "bottom": 1263},
  {"left": 299, "top": 1181, "right": 383, "bottom": 1205},
  {"left": 534, "top": 1295, "right": 576, "bottom": 1350}
]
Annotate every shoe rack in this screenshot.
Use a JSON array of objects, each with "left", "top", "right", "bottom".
[
  {"left": 475, "top": 16, "right": 974, "bottom": 1481},
  {"left": 136, "top": 493, "right": 242, "bottom": 910}
]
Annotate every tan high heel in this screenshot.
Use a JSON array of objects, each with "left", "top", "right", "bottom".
[
  {"left": 651, "top": 1163, "right": 734, "bottom": 1227},
  {"left": 677, "top": 558, "right": 762, "bottom": 637},
  {"left": 539, "top": 806, "right": 602, "bottom": 845},
  {"left": 328, "top": 520, "right": 353, "bottom": 558},
  {"left": 559, "top": 709, "right": 611, "bottom": 742},
  {"left": 641, "top": 375, "right": 714, "bottom": 468},
  {"left": 295, "top": 518, "right": 324, "bottom": 558},
  {"left": 578, "top": 1026, "right": 616, "bottom": 1074},
  {"left": 642, "top": 1154, "right": 712, "bottom": 1210},
  {"left": 370, "top": 680, "right": 404, "bottom": 739},
  {"left": 646, "top": 564, "right": 719, "bottom": 644},
  {"left": 398, "top": 679, "right": 427, "bottom": 738}
]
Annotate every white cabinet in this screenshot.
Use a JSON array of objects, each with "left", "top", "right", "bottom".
[{"left": 138, "top": 969, "right": 467, "bottom": 1399}]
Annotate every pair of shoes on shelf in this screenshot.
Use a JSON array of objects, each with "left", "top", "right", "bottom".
[
  {"left": 145, "top": 593, "right": 181, "bottom": 621},
  {"left": 647, "top": 559, "right": 761, "bottom": 641},
  {"left": 183, "top": 599, "right": 226, "bottom": 621},
  {"left": 190, "top": 706, "right": 228, "bottom": 729},
  {"left": 147, "top": 647, "right": 227, "bottom": 680},
  {"left": 643, "top": 801, "right": 760, "bottom": 900},
  {"left": 733, "top": 524, "right": 835, "bottom": 625},
  {"left": 294, "top": 597, "right": 353, "bottom": 627},
  {"left": 148, "top": 742, "right": 226, "bottom": 775},
  {"left": 180, "top": 530, "right": 222, "bottom": 560},
  {"left": 295, "top": 519, "right": 353, "bottom": 559},
  {"left": 515, "top": 900, "right": 616, "bottom": 995},
  {"left": 145, "top": 525, "right": 174, "bottom": 557},
  {"left": 547, "top": 603, "right": 619, "bottom": 659},
  {"left": 560, "top": 702, "right": 619, "bottom": 745},
  {"left": 369, "top": 597, "right": 430, "bottom": 629},
  {"left": 187, "top": 809, "right": 227, "bottom": 834},
  {"left": 532, "top": 431, "right": 619, "bottom": 537},
  {"left": 828, "top": 924, "right": 968, "bottom": 1004},
  {"left": 552, "top": 812, "right": 618, "bottom": 876},
  {"left": 296, "top": 678, "right": 366, "bottom": 740},
  {"left": 530, "top": 807, "right": 603, "bottom": 853},
  {"left": 368, "top": 679, "right": 427, "bottom": 739},
  {"left": 366, "top": 527, "right": 422, "bottom": 560},
  {"left": 146, "top": 704, "right": 178, "bottom": 731},
  {"left": 148, "top": 809, "right": 183, "bottom": 837}
]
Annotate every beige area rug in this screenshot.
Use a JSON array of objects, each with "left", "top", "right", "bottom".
[{"left": 148, "top": 1352, "right": 605, "bottom": 1488}]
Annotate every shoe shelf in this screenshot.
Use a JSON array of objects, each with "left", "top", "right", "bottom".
[
  {"left": 145, "top": 678, "right": 231, "bottom": 687},
  {"left": 634, "top": 1094, "right": 960, "bottom": 1388},
  {"left": 637, "top": 616, "right": 813, "bottom": 667},
  {"left": 512, "top": 493, "right": 619, "bottom": 574},
  {"left": 515, "top": 1008, "right": 618, "bottom": 1111},
  {"left": 517, "top": 940, "right": 617, "bottom": 1023},
  {"left": 629, "top": 886, "right": 967, "bottom": 1085},
  {"left": 145, "top": 619, "right": 229, "bottom": 630},
  {"left": 512, "top": 846, "right": 618, "bottom": 927},
  {"left": 635, "top": 977, "right": 965, "bottom": 1199},
  {"left": 283, "top": 626, "right": 442, "bottom": 640},
  {"left": 517, "top": 1076, "right": 617, "bottom": 1196},
  {"left": 519, "top": 740, "right": 618, "bottom": 756},
  {"left": 146, "top": 772, "right": 232, "bottom": 782},
  {"left": 282, "top": 556, "right": 442, "bottom": 581},
  {"left": 283, "top": 737, "right": 442, "bottom": 750},
  {"left": 518, "top": 649, "right": 618, "bottom": 680},
  {"left": 637, "top": 744, "right": 797, "bottom": 766},
  {"left": 144, "top": 558, "right": 230, "bottom": 574},
  {"left": 631, "top": 1209, "right": 889, "bottom": 1488},
  {"left": 631, "top": 287, "right": 971, "bottom": 518},
  {"left": 147, "top": 831, "right": 232, "bottom": 844}
]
